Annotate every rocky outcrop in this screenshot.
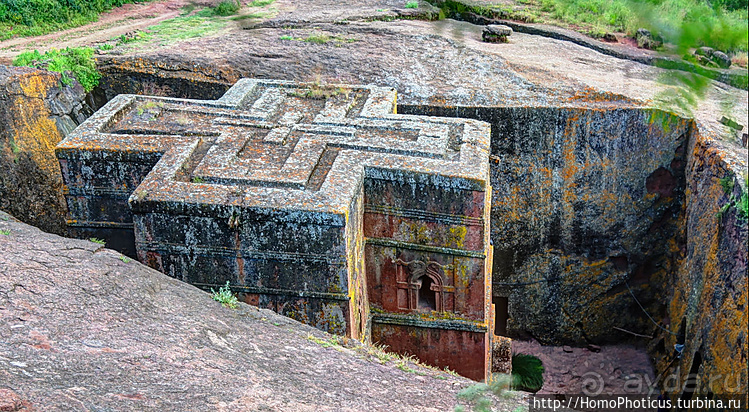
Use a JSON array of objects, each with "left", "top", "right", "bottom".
[
  {"left": 0, "top": 210, "right": 523, "bottom": 410},
  {"left": 0, "top": 66, "right": 92, "bottom": 234}
]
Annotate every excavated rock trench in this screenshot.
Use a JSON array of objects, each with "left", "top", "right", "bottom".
[
  {"left": 2, "top": 12, "right": 746, "bottom": 403},
  {"left": 71, "top": 68, "right": 746, "bottom": 398}
]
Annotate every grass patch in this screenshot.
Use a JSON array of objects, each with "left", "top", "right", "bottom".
[
  {"left": 249, "top": 0, "right": 275, "bottom": 6},
  {"left": 288, "top": 83, "right": 351, "bottom": 100},
  {"left": 717, "top": 173, "right": 748, "bottom": 222},
  {"left": 116, "top": 31, "right": 146, "bottom": 44},
  {"left": 0, "top": 0, "right": 148, "bottom": 40},
  {"left": 12, "top": 47, "right": 100, "bottom": 92},
  {"left": 360, "top": 342, "right": 458, "bottom": 380},
  {"left": 738, "top": 191, "right": 748, "bottom": 220},
  {"left": 309, "top": 336, "right": 459, "bottom": 380},
  {"left": 135, "top": 100, "right": 163, "bottom": 115},
  {"left": 231, "top": 11, "right": 271, "bottom": 21},
  {"left": 89, "top": 237, "right": 106, "bottom": 245},
  {"left": 304, "top": 33, "right": 332, "bottom": 44},
  {"left": 406, "top": 1, "right": 419, "bottom": 8},
  {"left": 279, "top": 32, "right": 357, "bottom": 46},
  {"left": 0, "top": 229, "right": 10, "bottom": 236},
  {"left": 138, "top": 10, "right": 228, "bottom": 46},
  {"left": 720, "top": 176, "right": 735, "bottom": 194},
  {"left": 511, "top": 354, "right": 544, "bottom": 392},
  {"left": 367, "top": 342, "right": 397, "bottom": 363},
  {"left": 119, "top": 255, "right": 132, "bottom": 263},
  {"left": 307, "top": 333, "right": 350, "bottom": 351},
  {"left": 454, "top": 374, "right": 514, "bottom": 412},
  {"left": 211, "top": 281, "right": 239, "bottom": 309}
]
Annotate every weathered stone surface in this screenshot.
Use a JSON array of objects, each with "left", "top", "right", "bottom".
[
  {"left": 485, "top": 24, "right": 512, "bottom": 36},
  {"left": 513, "top": 340, "right": 657, "bottom": 395},
  {"left": 695, "top": 46, "right": 714, "bottom": 57},
  {"left": 4, "top": 0, "right": 748, "bottom": 398},
  {"left": 0, "top": 389, "right": 33, "bottom": 412},
  {"left": 400, "top": 105, "right": 692, "bottom": 345},
  {"left": 482, "top": 24, "right": 512, "bottom": 43},
  {"left": 57, "top": 78, "right": 494, "bottom": 380},
  {"left": 0, "top": 210, "right": 524, "bottom": 410},
  {"left": 62, "top": 11, "right": 749, "bottom": 390},
  {"left": 491, "top": 335, "right": 512, "bottom": 374},
  {"left": 712, "top": 50, "right": 732, "bottom": 69},
  {"left": 601, "top": 33, "right": 616, "bottom": 42},
  {"left": 0, "top": 66, "right": 91, "bottom": 235},
  {"left": 649, "top": 122, "right": 748, "bottom": 397}
]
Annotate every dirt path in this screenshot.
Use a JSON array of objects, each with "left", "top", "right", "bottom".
[{"left": 0, "top": 0, "right": 196, "bottom": 63}]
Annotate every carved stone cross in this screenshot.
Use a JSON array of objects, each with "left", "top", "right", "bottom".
[{"left": 57, "top": 79, "right": 493, "bottom": 380}]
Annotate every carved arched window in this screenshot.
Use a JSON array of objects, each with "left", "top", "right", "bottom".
[{"left": 394, "top": 259, "right": 449, "bottom": 312}]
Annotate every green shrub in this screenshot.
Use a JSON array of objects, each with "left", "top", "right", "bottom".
[
  {"left": 12, "top": 47, "right": 101, "bottom": 92},
  {"left": 737, "top": 192, "right": 748, "bottom": 220},
  {"left": 454, "top": 374, "right": 513, "bottom": 412},
  {"left": 720, "top": 176, "right": 735, "bottom": 194},
  {"left": 212, "top": 0, "right": 241, "bottom": 16},
  {"left": 406, "top": 1, "right": 419, "bottom": 8},
  {"left": 211, "top": 281, "right": 239, "bottom": 309},
  {"left": 738, "top": 174, "right": 748, "bottom": 220},
  {"left": 712, "top": 0, "right": 747, "bottom": 12},
  {"left": 511, "top": 354, "right": 544, "bottom": 392}
]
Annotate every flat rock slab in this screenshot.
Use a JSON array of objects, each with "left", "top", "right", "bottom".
[
  {"left": 0, "top": 211, "right": 525, "bottom": 411},
  {"left": 483, "top": 24, "right": 512, "bottom": 43}
]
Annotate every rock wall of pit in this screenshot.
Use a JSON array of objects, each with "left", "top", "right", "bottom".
[
  {"left": 0, "top": 66, "right": 92, "bottom": 234},
  {"left": 1, "top": 65, "right": 745, "bottom": 395},
  {"left": 650, "top": 123, "right": 748, "bottom": 396},
  {"left": 489, "top": 107, "right": 692, "bottom": 345},
  {"left": 404, "top": 103, "right": 747, "bottom": 396},
  {"left": 403, "top": 105, "right": 692, "bottom": 345}
]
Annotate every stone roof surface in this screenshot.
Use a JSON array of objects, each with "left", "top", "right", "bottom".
[{"left": 58, "top": 79, "right": 490, "bottom": 219}]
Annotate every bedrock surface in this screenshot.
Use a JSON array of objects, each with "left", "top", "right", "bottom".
[{"left": 0, "top": 211, "right": 525, "bottom": 411}]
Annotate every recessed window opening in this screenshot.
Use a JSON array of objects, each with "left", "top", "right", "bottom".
[{"left": 418, "top": 276, "right": 437, "bottom": 311}]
